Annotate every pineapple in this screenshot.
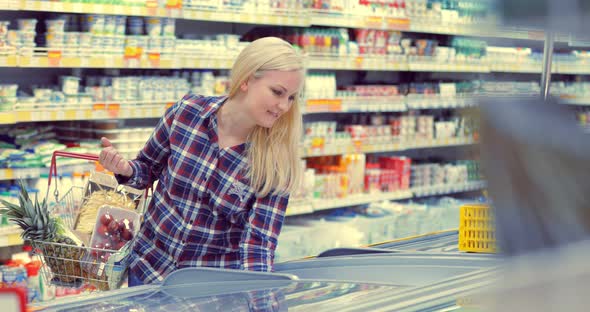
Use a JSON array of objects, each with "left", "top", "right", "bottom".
[{"left": 0, "top": 181, "right": 85, "bottom": 284}]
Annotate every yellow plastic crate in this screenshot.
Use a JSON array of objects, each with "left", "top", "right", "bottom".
[{"left": 459, "top": 204, "right": 497, "bottom": 253}]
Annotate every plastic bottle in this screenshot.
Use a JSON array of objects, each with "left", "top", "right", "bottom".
[{"left": 25, "top": 261, "right": 42, "bottom": 303}]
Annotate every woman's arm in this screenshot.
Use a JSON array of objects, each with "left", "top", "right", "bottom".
[
  {"left": 113, "top": 96, "right": 186, "bottom": 189},
  {"left": 239, "top": 192, "right": 290, "bottom": 272}
]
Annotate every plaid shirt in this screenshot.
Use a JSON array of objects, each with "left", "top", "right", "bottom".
[{"left": 118, "top": 93, "right": 290, "bottom": 284}]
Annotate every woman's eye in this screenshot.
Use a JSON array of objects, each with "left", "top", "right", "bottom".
[
  {"left": 272, "top": 89, "right": 282, "bottom": 96},
  {"left": 288, "top": 96, "right": 295, "bottom": 102}
]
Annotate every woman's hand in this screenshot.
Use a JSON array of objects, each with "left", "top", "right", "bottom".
[{"left": 99, "top": 137, "right": 133, "bottom": 177}]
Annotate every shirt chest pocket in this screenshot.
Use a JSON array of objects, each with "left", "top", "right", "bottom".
[{"left": 208, "top": 179, "right": 255, "bottom": 225}]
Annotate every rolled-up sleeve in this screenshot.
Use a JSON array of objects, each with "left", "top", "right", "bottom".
[
  {"left": 116, "top": 95, "right": 187, "bottom": 189},
  {"left": 239, "top": 192, "right": 289, "bottom": 272}
]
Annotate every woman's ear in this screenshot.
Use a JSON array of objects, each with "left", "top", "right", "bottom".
[{"left": 240, "top": 79, "right": 249, "bottom": 92}]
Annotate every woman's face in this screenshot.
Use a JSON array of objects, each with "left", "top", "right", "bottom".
[{"left": 241, "top": 69, "right": 303, "bottom": 129}]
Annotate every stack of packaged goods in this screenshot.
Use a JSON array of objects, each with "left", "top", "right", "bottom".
[{"left": 295, "top": 153, "right": 480, "bottom": 204}]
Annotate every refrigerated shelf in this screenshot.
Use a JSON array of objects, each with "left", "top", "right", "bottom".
[{"left": 286, "top": 180, "right": 485, "bottom": 216}]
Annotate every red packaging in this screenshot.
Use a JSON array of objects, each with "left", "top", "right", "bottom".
[
  {"left": 356, "top": 29, "right": 369, "bottom": 54},
  {"left": 374, "top": 30, "right": 388, "bottom": 55}
]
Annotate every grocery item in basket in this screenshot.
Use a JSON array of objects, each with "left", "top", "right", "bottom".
[
  {"left": 0, "top": 181, "right": 85, "bottom": 285},
  {"left": 82, "top": 205, "right": 140, "bottom": 291},
  {"left": 74, "top": 172, "right": 144, "bottom": 238}
]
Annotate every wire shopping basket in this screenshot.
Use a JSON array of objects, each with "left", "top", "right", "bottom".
[{"left": 30, "top": 151, "right": 147, "bottom": 291}]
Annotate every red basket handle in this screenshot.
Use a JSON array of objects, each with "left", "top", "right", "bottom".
[
  {"left": 47, "top": 150, "right": 153, "bottom": 211},
  {"left": 48, "top": 151, "right": 99, "bottom": 188}
]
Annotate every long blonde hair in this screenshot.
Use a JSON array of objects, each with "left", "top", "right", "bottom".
[{"left": 228, "top": 37, "right": 304, "bottom": 197}]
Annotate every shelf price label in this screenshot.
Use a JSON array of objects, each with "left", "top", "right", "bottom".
[
  {"left": 92, "top": 103, "right": 107, "bottom": 118},
  {"left": 0, "top": 169, "right": 13, "bottom": 180},
  {"left": 355, "top": 56, "right": 364, "bottom": 69},
  {"left": 386, "top": 18, "right": 410, "bottom": 30},
  {"left": 47, "top": 50, "right": 62, "bottom": 67},
  {"left": 146, "top": 0, "right": 158, "bottom": 15},
  {"left": 148, "top": 52, "right": 161, "bottom": 68},
  {"left": 107, "top": 103, "right": 121, "bottom": 118},
  {"left": 365, "top": 16, "right": 383, "bottom": 28}
]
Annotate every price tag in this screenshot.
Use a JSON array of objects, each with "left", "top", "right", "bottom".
[
  {"left": 146, "top": 0, "right": 158, "bottom": 15},
  {"left": 48, "top": 50, "right": 62, "bottom": 67},
  {"left": 107, "top": 103, "right": 120, "bottom": 118},
  {"left": 0, "top": 168, "right": 12, "bottom": 180},
  {"left": 365, "top": 16, "right": 383, "bottom": 28},
  {"left": 148, "top": 52, "right": 160, "bottom": 68},
  {"left": 355, "top": 56, "right": 364, "bottom": 69},
  {"left": 56, "top": 110, "right": 65, "bottom": 120},
  {"left": 386, "top": 17, "right": 410, "bottom": 30},
  {"left": 53, "top": 2, "right": 64, "bottom": 11}
]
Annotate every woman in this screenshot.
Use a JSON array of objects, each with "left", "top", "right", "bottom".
[{"left": 99, "top": 37, "right": 304, "bottom": 286}]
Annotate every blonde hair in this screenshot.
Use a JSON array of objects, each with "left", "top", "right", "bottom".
[{"left": 228, "top": 37, "right": 304, "bottom": 198}]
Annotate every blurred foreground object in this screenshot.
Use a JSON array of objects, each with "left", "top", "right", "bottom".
[
  {"left": 495, "top": 0, "right": 590, "bottom": 36},
  {"left": 479, "top": 96, "right": 590, "bottom": 310},
  {"left": 480, "top": 96, "right": 590, "bottom": 255}
]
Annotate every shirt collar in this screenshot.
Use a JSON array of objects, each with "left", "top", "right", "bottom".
[{"left": 199, "top": 95, "right": 228, "bottom": 119}]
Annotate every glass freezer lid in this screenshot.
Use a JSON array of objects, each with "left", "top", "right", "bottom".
[{"left": 40, "top": 281, "right": 410, "bottom": 312}]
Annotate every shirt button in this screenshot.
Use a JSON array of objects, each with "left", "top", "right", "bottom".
[
  {"left": 209, "top": 163, "right": 215, "bottom": 170},
  {"left": 190, "top": 219, "right": 195, "bottom": 223},
  {"left": 173, "top": 262, "right": 177, "bottom": 267}
]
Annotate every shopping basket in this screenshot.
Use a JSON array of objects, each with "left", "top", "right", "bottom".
[
  {"left": 31, "top": 151, "right": 147, "bottom": 291},
  {"left": 458, "top": 203, "right": 497, "bottom": 253}
]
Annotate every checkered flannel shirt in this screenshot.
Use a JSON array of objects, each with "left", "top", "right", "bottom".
[{"left": 118, "top": 93, "right": 290, "bottom": 284}]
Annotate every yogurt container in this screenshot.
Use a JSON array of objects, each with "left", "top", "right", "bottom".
[
  {"left": 103, "top": 15, "right": 116, "bottom": 35},
  {"left": 61, "top": 76, "right": 80, "bottom": 95},
  {"left": 45, "top": 19, "right": 66, "bottom": 33},
  {"left": 162, "top": 18, "right": 175, "bottom": 37},
  {"left": 45, "top": 32, "right": 64, "bottom": 48},
  {"left": 64, "top": 32, "right": 80, "bottom": 47},
  {"left": 115, "top": 16, "right": 127, "bottom": 35},
  {"left": 128, "top": 17, "right": 144, "bottom": 35},
  {"left": 17, "top": 19, "right": 37, "bottom": 32},
  {"left": 145, "top": 17, "right": 162, "bottom": 37},
  {"left": 0, "top": 21, "right": 9, "bottom": 38},
  {"left": 18, "top": 31, "right": 36, "bottom": 46}
]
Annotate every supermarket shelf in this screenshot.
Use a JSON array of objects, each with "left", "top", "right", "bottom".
[
  {"left": 312, "top": 190, "right": 414, "bottom": 212},
  {"left": 286, "top": 190, "right": 413, "bottom": 216},
  {"left": 183, "top": 7, "right": 309, "bottom": 26},
  {"left": 4, "top": 52, "right": 589, "bottom": 75},
  {"left": 13, "top": 1, "right": 562, "bottom": 41},
  {"left": 559, "top": 97, "right": 590, "bottom": 105},
  {"left": 412, "top": 181, "right": 486, "bottom": 198},
  {"left": 307, "top": 54, "right": 408, "bottom": 71},
  {"left": 0, "top": 163, "right": 96, "bottom": 181},
  {"left": 407, "top": 56, "right": 489, "bottom": 73},
  {"left": 309, "top": 11, "right": 551, "bottom": 41},
  {"left": 301, "top": 137, "right": 476, "bottom": 158},
  {"left": 19, "top": 0, "right": 309, "bottom": 26},
  {"left": 20, "top": 0, "right": 180, "bottom": 17},
  {"left": 304, "top": 96, "right": 407, "bottom": 114},
  {"left": 405, "top": 137, "right": 476, "bottom": 150},
  {"left": 554, "top": 64, "right": 590, "bottom": 75},
  {"left": 489, "top": 62, "right": 543, "bottom": 73},
  {"left": 1, "top": 101, "right": 173, "bottom": 125},
  {"left": 286, "top": 180, "right": 486, "bottom": 216},
  {"left": 0, "top": 226, "right": 24, "bottom": 248},
  {"left": 405, "top": 94, "right": 477, "bottom": 110}
]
